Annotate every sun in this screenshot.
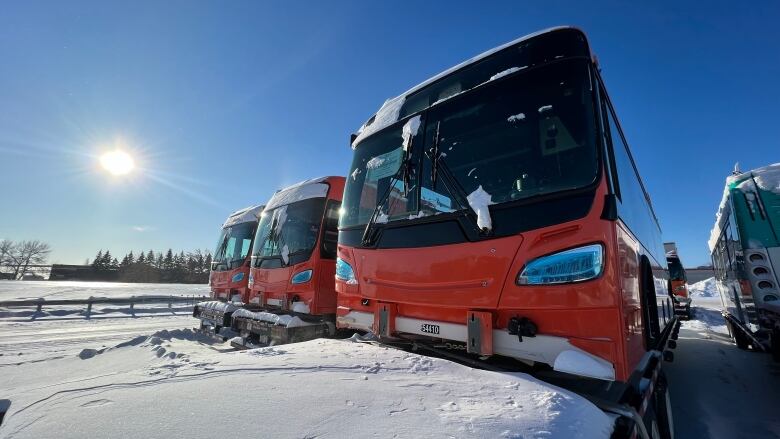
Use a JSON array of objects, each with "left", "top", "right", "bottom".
[{"left": 99, "top": 150, "right": 135, "bottom": 176}]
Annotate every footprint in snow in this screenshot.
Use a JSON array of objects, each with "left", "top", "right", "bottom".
[
  {"left": 78, "top": 348, "right": 105, "bottom": 360},
  {"left": 80, "top": 399, "right": 113, "bottom": 408},
  {"left": 363, "top": 362, "right": 382, "bottom": 374},
  {"left": 439, "top": 401, "right": 459, "bottom": 412}
]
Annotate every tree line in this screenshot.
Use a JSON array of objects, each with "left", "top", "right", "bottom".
[
  {"left": 0, "top": 239, "right": 51, "bottom": 279},
  {"left": 90, "top": 249, "right": 213, "bottom": 284}
]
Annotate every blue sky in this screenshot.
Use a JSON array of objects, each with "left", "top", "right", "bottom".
[{"left": 0, "top": 1, "right": 778, "bottom": 266}]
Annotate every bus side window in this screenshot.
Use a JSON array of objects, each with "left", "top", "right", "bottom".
[{"left": 321, "top": 200, "right": 341, "bottom": 259}]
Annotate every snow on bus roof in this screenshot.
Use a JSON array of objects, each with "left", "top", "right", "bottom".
[
  {"left": 264, "top": 176, "right": 331, "bottom": 211},
  {"left": 707, "top": 162, "right": 780, "bottom": 251},
  {"left": 351, "top": 26, "right": 582, "bottom": 147},
  {"left": 222, "top": 204, "right": 264, "bottom": 228}
]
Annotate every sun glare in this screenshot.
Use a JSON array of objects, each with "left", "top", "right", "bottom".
[{"left": 99, "top": 150, "right": 135, "bottom": 176}]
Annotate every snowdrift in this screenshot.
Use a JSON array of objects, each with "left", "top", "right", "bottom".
[
  {"left": 688, "top": 277, "right": 719, "bottom": 298},
  {"left": 1, "top": 331, "right": 614, "bottom": 438}
]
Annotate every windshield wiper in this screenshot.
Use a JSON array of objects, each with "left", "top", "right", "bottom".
[
  {"left": 427, "top": 121, "right": 486, "bottom": 236},
  {"left": 361, "top": 153, "right": 413, "bottom": 247}
]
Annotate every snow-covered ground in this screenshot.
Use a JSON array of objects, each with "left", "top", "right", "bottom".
[
  {"left": 3, "top": 278, "right": 779, "bottom": 438},
  {"left": 681, "top": 277, "right": 729, "bottom": 336},
  {"left": 667, "top": 278, "right": 780, "bottom": 438},
  {"left": 0, "top": 331, "right": 614, "bottom": 438},
  {"left": 0, "top": 282, "right": 617, "bottom": 438},
  {"left": 0, "top": 280, "right": 209, "bottom": 301}
]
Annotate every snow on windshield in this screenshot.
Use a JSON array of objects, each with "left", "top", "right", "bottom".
[
  {"left": 401, "top": 115, "right": 421, "bottom": 150},
  {"left": 366, "top": 156, "right": 386, "bottom": 170},
  {"left": 466, "top": 185, "right": 496, "bottom": 231},
  {"left": 507, "top": 112, "right": 526, "bottom": 123}
]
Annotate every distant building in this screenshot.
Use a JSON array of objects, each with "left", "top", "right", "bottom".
[
  {"left": 685, "top": 267, "right": 715, "bottom": 284},
  {"left": 49, "top": 264, "right": 119, "bottom": 281},
  {"left": 20, "top": 272, "right": 45, "bottom": 281}
]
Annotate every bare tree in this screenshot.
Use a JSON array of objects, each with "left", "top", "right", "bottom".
[
  {"left": 0, "top": 239, "right": 15, "bottom": 273},
  {"left": 11, "top": 240, "right": 51, "bottom": 279}
]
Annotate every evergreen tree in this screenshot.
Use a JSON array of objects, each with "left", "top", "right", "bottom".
[
  {"left": 92, "top": 250, "right": 104, "bottom": 269},
  {"left": 204, "top": 252, "right": 212, "bottom": 274},
  {"left": 89, "top": 248, "right": 211, "bottom": 284},
  {"left": 163, "top": 249, "right": 174, "bottom": 271},
  {"left": 101, "top": 251, "right": 113, "bottom": 268}
]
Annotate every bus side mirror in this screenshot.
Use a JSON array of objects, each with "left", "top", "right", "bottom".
[{"left": 601, "top": 194, "right": 618, "bottom": 221}]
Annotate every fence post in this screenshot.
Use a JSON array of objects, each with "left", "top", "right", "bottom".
[
  {"left": 86, "top": 299, "right": 92, "bottom": 319},
  {"left": 36, "top": 300, "right": 43, "bottom": 314}
]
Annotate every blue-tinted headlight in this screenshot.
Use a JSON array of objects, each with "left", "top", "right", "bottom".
[
  {"left": 291, "top": 269, "right": 313, "bottom": 284},
  {"left": 231, "top": 272, "right": 245, "bottom": 283},
  {"left": 517, "top": 244, "right": 603, "bottom": 285},
  {"left": 336, "top": 257, "right": 357, "bottom": 284}
]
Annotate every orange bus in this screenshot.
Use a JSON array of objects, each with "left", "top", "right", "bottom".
[
  {"left": 336, "top": 27, "right": 677, "bottom": 438},
  {"left": 664, "top": 242, "right": 692, "bottom": 318},
  {"left": 193, "top": 205, "right": 263, "bottom": 334},
  {"left": 231, "top": 176, "right": 345, "bottom": 347}
]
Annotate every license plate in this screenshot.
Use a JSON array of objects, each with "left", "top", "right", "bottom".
[{"left": 420, "top": 323, "right": 440, "bottom": 335}]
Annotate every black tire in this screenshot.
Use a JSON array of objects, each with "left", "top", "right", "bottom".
[
  {"left": 729, "top": 321, "right": 750, "bottom": 350},
  {"left": 772, "top": 329, "right": 780, "bottom": 363},
  {"left": 654, "top": 372, "right": 674, "bottom": 439}
]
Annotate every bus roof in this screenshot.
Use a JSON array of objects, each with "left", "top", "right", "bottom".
[
  {"left": 708, "top": 162, "right": 780, "bottom": 251},
  {"left": 264, "top": 176, "right": 343, "bottom": 211},
  {"left": 222, "top": 205, "right": 264, "bottom": 228},
  {"left": 351, "top": 26, "right": 591, "bottom": 147}
]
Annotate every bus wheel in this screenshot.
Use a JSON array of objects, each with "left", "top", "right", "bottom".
[
  {"left": 730, "top": 322, "right": 750, "bottom": 350},
  {"left": 772, "top": 329, "right": 780, "bottom": 362},
  {"left": 654, "top": 372, "right": 674, "bottom": 439}
]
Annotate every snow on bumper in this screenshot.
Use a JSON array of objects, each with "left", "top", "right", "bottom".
[
  {"left": 231, "top": 308, "right": 313, "bottom": 329},
  {"left": 231, "top": 309, "right": 333, "bottom": 346},
  {"left": 337, "top": 310, "right": 615, "bottom": 381},
  {"left": 195, "top": 301, "right": 240, "bottom": 313},
  {"left": 193, "top": 301, "right": 240, "bottom": 327}
]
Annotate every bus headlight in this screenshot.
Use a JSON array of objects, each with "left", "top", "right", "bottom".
[
  {"left": 291, "top": 269, "right": 313, "bottom": 284},
  {"left": 517, "top": 244, "right": 604, "bottom": 285},
  {"left": 336, "top": 258, "right": 358, "bottom": 284},
  {"left": 231, "top": 272, "right": 245, "bottom": 283}
]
